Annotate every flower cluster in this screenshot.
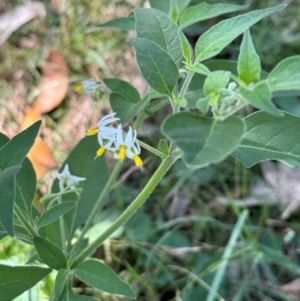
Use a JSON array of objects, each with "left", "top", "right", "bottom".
[{"left": 87, "top": 112, "right": 143, "bottom": 167}]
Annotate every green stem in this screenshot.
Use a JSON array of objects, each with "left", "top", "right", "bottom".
[
  {"left": 138, "top": 139, "right": 166, "bottom": 159},
  {"left": 134, "top": 111, "right": 147, "bottom": 130},
  {"left": 72, "top": 160, "right": 123, "bottom": 251},
  {"left": 14, "top": 205, "right": 37, "bottom": 237},
  {"left": 57, "top": 196, "right": 67, "bottom": 254},
  {"left": 178, "top": 70, "right": 195, "bottom": 98},
  {"left": 71, "top": 149, "right": 182, "bottom": 268}
]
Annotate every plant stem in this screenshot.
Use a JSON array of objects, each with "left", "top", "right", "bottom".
[
  {"left": 14, "top": 205, "right": 37, "bottom": 237},
  {"left": 178, "top": 70, "right": 195, "bottom": 98},
  {"left": 71, "top": 149, "right": 182, "bottom": 268},
  {"left": 72, "top": 160, "right": 123, "bottom": 251},
  {"left": 57, "top": 196, "right": 67, "bottom": 254},
  {"left": 138, "top": 139, "right": 166, "bottom": 159}
]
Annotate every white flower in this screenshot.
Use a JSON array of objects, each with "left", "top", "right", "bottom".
[
  {"left": 87, "top": 112, "right": 119, "bottom": 139},
  {"left": 56, "top": 164, "right": 86, "bottom": 190},
  {"left": 113, "top": 125, "right": 143, "bottom": 167},
  {"left": 126, "top": 142, "right": 143, "bottom": 167}
]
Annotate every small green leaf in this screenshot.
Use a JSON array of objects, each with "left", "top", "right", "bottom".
[
  {"left": 267, "top": 55, "right": 300, "bottom": 91},
  {"left": 196, "top": 94, "right": 211, "bottom": 114},
  {"left": 175, "top": 96, "right": 187, "bottom": 108},
  {"left": 33, "top": 236, "right": 67, "bottom": 270},
  {"left": 204, "top": 71, "right": 231, "bottom": 96},
  {"left": 109, "top": 93, "right": 149, "bottom": 124},
  {"left": 162, "top": 112, "right": 245, "bottom": 168},
  {"left": 238, "top": 28, "right": 261, "bottom": 85},
  {"left": 239, "top": 81, "right": 282, "bottom": 116},
  {"left": 37, "top": 202, "right": 76, "bottom": 228},
  {"left": 96, "top": 16, "right": 135, "bottom": 30},
  {"left": 0, "top": 264, "right": 52, "bottom": 301},
  {"left": 55, "top": 269, "right": 69, "bottom": 300},
  {"left": 134, "top": 8, "right": 182, "bottom": 67},
  {"left": 130, "top": 37, "right": 179, "bottom": 97},
  {"left": 15, "top": 158, "right": 37, "bottom": 221},
  {"left": 179, "top": 2, "right": 248, "bottom": 29},
  {"left": 170, "top": 0, "right": 180, "bottom": 22},
  {"left": 0, "top": 120, "right": 41, "bottom": 170},
  {"left": 178, "top": 30, "right": 193, "bottom": 64},
  {"left": 232, "top": 111, "right": 300, "bottom": 167},
  {"left": 0, "top": 165, "right": 21, "bottom": 237},
  {"left": 159, "top": 139, "right": 169, "bottom": 155},
  {"left": 74, "top": 259, "right": 136, "bottom": 298},
  {"left": 186, "top": 63, "right": 210, "bottom": 76},
  {"left": 103, "top": 78, "right": 140, "bottom": 104},
  {"left": 195, "top": 4, "right": 286, "bottom": 62}
]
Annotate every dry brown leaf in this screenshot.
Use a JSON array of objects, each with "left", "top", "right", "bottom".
[
  {"left": 27, "top": 138, "right": 56, "bottom": 179},
  {"left": 37, "top": 50, "right": 69, "bottom": 113},
  {"left": 279, "top": 278, "right": 300, "bottom": 300}
]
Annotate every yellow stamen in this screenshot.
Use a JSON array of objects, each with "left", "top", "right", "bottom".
[
  {"left": 87, "top": 128, "right": 99, "bottom": 136},
  {"left": 96, "top": 146, "right": 105, "bottom": 157},
  {"left": 119, "top": 145, "right": 127, "bottom": 161},
  {"left": 133, "top": 155, "right": 143, "bottom": 167},
  {"left": 75, "top": 85, "right": 83, "bottom": 93}
]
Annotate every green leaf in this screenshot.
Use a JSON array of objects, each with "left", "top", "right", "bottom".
[
  {"left": 55, "top": 269, "right": 69, "bottom": 300},
  {"left": 103, "top": 78, "right": 140, "bottom": 103},
  {"left": 178, "top": 30, "right": 193, "bottom": 64},
  {"left": 232, "top": 111, "right": 300, "bottom": 167},
  {"left": 0, "top": 132, "right": 9, "bottom": 147},
  {"left": 149, "top": 0, "right": 191, "bottom": 15},
  {"left": 134, "top": 8, "right": 182, "bottom": 67},
  {"left": 33, "top": 236, "right": 67, "bottom": 270},
  {"left": 175, "top": 96, "right": 187, "bottom": 108},
  {"left": 96, "top": 16, "right": 135, "bottom": 30},
  {"left": 267, "top": 55, "right": 300, "bottom": 91},
  {"left": 149, "top": 0, "right": 170, "bottom": 14},
  {"left": 179, "top": 2, "right": 248, "bottom": 29},
  {"left": 0, "top": 120, "right": 41, "bottom": 170},
  {"left": 196, "top": 94, "right": 211, "bottom": 114},
  {"left": 74, "top": 259, "right": 136, "bottom": 298},
  {"left": 203, "top": 71, "right": 231, "bottom": 96},
  {"left": 15, "top": 158, "right": 37, "bottom": 221},
  {"left": 109, "top": 93, "right": 149, "bottom": 124},
  {"left": 0, "top": 165, "right": 21, "bottom": 237},
  {"left": 195, "top": 4, "right": 286, "bottom": 62},
  {"left": 130, "top": 37, "right": 179, "bottom": 96},
  {"left": 159, "top": 139, "right": 169, "bottom": 155},
  {"left": 0, "top": 264, "right": 52, "bottom": 301},
  {"left": 238, "top": 28, "right": 261, "bottom": 85},
  {"left": 186, "top": 62, "right": 210, "bottom": 76},
  {"left": 162, "top": 112, "right": 245, "bottom": 168},
  {"left": 37, "top": 202, "right": 76, "bottom": 228},
  {"left": 239, "top": 81, "right": 282, "bottom": 116}
]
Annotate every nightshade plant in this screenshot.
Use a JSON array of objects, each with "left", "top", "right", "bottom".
[{"left": 1, "top": 1, "right": 300, "bottom": 300}]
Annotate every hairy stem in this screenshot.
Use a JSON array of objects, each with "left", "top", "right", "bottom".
[
  {"left": 14, "top": 205, "right": 37, "bottom": 237},
  {"left": 71, "top": 149, "right": 182, "bottom": 268}
]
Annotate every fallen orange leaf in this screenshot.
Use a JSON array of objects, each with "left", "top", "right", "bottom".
[
  {"left": 20, "top": 102, "right": 41, "bottom": 131},
  {"left": 37, "top": 50, "right": 69, "bottom": 113},
  {"left": 21, "top": 102, "right": 56, "bottom": 179},
  {"left": 27, "top": 138, "right": 56, "bottom": 179}
]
